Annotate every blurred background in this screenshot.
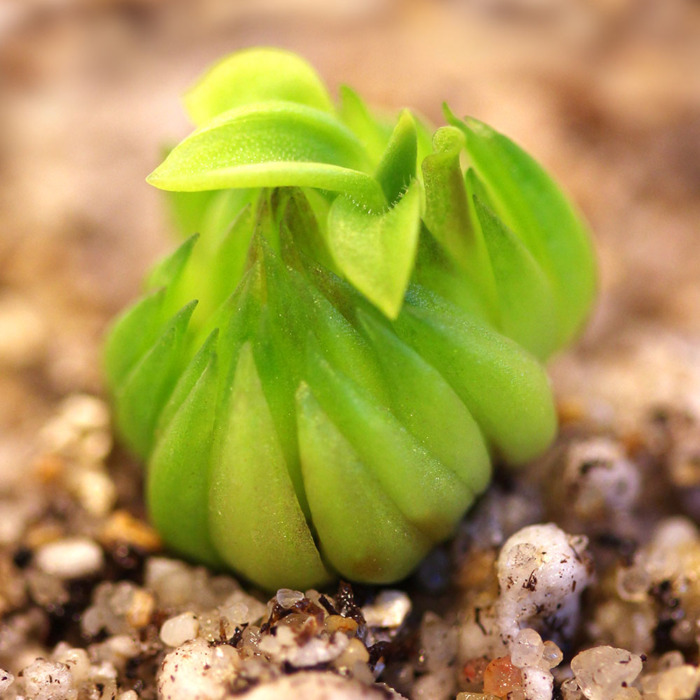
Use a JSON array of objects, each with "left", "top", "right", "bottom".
[{"left": 0, "top": 0, "right": 699, "bottom": 458}]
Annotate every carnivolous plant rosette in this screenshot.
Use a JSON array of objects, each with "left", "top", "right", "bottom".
[{"left": 104, "top": 48, "right": 597, "bottom": 591}]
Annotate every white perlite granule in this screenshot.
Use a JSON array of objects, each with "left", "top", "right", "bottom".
[
  {"left": 258, "top": 625, "right": 349, "bottom": 667},
  {"left": 0, "top": 668, "right": 14, "bottom": 693},
  {"left": 158, "top": 638, "right": 239, "bottom": 700},
  {"left": 362, "top": 590, "right": 412, "bottom": 629},
  {"left": 571, "top": 646, "right": 643, "bottom": 700},
  {"left": 496, "top": 523, "right": 592, "bottom": 644},
  {"left": 20, "top": 659, "right": 75, "bottom": 700},
  {"left": 160, "top": 612, "right": 200, "bottom": 647},
  {"left": 35, "top": 537, "right": 104, "bottom": 579},
  {"left": 241, "top": 671, "right": 408, "bottom": 699}
]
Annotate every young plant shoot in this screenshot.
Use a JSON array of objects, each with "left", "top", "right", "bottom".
[{"left": 104, "top": 48, "right": 597, "bottom": 591}]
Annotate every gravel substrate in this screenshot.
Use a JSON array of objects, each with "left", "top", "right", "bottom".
[{"left": 0, "top": 330, "right": 699, "bottom": 699}]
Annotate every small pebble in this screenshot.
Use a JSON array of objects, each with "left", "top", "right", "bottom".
[
  {"left": 53, "top": 644, "right": 90, "bottom": 684},
  {"left": 0, "top": 668, "right": 14, "bottom": 693},
  {"left": 242, "top": 671, "right": 407, "bottom": 699},
  {"left": 100, "top": 510, "right": 162, "bottom": 551},
  {"left": 496, "top": 524, "right": 592, "bottom": 642},
  {"left": 276, "top": 588, "right": 304, "bottom": 608},
  {"left": 521, "top": 666, "right": 554, "bottom": 700},
  {"left": 158, "top": 638, "right": 239, "bottom": 700},
  {"left": 657, "top": 665, "right": 700, "bottom": 700},
  {"left": 0, "top": 293, "right": 46, "bottom": 368},
  {"left": 571, "top": 646, "right": 643, "bottom": 700},
  {"left": 125, "top": 588, "right": 155, "bottom": 628},
  {"left": 145, "top": 558, "right": 195, "bottom": 606},
  {"left": 71, "top": 470, "right": 117, "bottom": 517},
  {"left": 511, "top": 628, "right": 544, "bottom": 669},
  {"left": 483, "top": 656, "right": 523, "bottom": 698},
  {"left": 117, "top": 692, "right": 139, "bottom": 700},
  {"left": 412, "top": 667, "right": 455, "bottom": 700},
  {"left": 35, "top": 537, "right": 103, "bottom": 579},
  {"left": 160, "top": 612, "right": 200, "bottom": 647},
  {"left": 541, "top": 640, "right": 563, "bottom": 669},
  {"left": 362, "top": 590, "right": 412, "bottom": 628},
  {"left": 21, "top": 659, "right": 74, "bottom": 700},
  {"left": 420, "top": 612, "right": 457, "bottom": 673}
]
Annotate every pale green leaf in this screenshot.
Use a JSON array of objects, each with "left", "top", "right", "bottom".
[
  {"left": 473, "top": 195, "right": 559, "bottom": 361},
  {"left": 326, "top": 179, "right": 422, "bottom": 318},
  {"left": 184, "top": 47, "right": 333, "bottom": 125},
  {"left": 374, "top": 110, "right": 417, "bottom": 204},
  {"left": 394, "top": 286, "right": 557, "bottom": 464},
  {"left": 338, "top": 85, "right": 392, "bottom": 163},
  {"left": 148, "top": 330, "right": 221, "bottom": 566},
  {"left": 148, "top": 101, "right": 385, "bottom": 208},
  {"left": 303, "top": 346, "right": 473, "bottom": 540},
  {"left": 208, "top": 343, "right": 331, "bottom": 591},
  {"left": 446, "top": 107, "right": 597, "bottom": 347},
  {"left": 296, "top": 383, "right": 431, "bottom": 583},
  {"left": 116, "top": 300, "right": 197, "bottom": 458},
  {"left": 358, "top": 309, "right": 491, "bottom": 494}
]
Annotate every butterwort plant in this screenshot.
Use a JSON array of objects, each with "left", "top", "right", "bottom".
[{"left": 104, "top": 48, "right": 597, "bottom": 591}]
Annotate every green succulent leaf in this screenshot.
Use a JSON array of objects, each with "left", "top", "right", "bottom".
[
  {"left": 338, "top": 85, "right": 393, "bottom": 163},
  {"left": 148, "top": 330, "right": 221, "bottom": 566},
  {"left": 327, "top": 178, "right": 422, "bottom": 319},
  {"left": 446, "top": 107, "right": 597, "bottom": 347},
  {"left": 166, "top": 190, "right": 218, "bottom": 238},
  {"left": 297, "top": 383, "right": 432, "bottom": 583},
  {"left": 357, "top": 309, "right": 491, "bottom": 494},
  {"left": 184, "top": 47, "right": 334, "bottom": 125},
  {"left": 374, "top": 110, "right": 418, "bottom": 204},
  {"left": 473, "top": 195, "right": 558, "bottom": 360},
  {"left": 115, "top": 300, "right": 197, "bottom": 458},
  {"left": 304, "top": 346, "right": 474, "bottom": 540},
  {"left": 103, "top": 288, "right": 166, "bottom": 389},
  {"left": 395, "top": 287, "right": 557, "bottom": 464},
  {"left": 148, "top": 101, "right": 386, "bottom": 209},
  {"left": 421, "top": 127, "right": 497, "bottom": 316},
  {"left": 209, "top": 343, "right": 332, "bottom": 591}
]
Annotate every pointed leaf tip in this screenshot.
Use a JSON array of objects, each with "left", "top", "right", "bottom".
[{"left": 327, "top": 179, "right": 422, "bottom": 319}]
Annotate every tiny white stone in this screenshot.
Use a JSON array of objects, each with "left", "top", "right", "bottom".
[
  {"left": 571, "top": 646, "right": 643, "bottom": 700},
  {"left": 276, "top": 588, "right": 304, "bottom": 608},
  {"left": 0, "top": 501, "right": 30, "bottom": 545},
  {"left": 0, "top": 668, "right": 14, "bottom": 693},
  {"left": 21, "top": 659, "right": 74, "bottom": 700},
  {"left": 242, "top": 671, "right": 408, "bottom": 699},
  {"left": 657, "top": 665, "right": 700, "bottom": 700},
  {"left": 522, "top": 666, "right": 554, "bottom": 700},
  {"left": 71, "top": 470, "right": 117, "bottom": 517},
  {"left": 419, "top": 612, "right": 457, "bottom": 674},
  {"left": 35, "top": 537, "right": 103, "bottom": 579},
  {"left": 52, "top": 645, "right": 90, "bottom": 685},
  {"left": 117, "top": 692, "right": 139, "bottom": 700},
  {"left": 496, "top": 523, "right": 592, "bottom": 643},
  {"left": 511, "top": 628, "right": 544, "bottom": 669},
  {"left": 158, "top": 638, "right": 238, "bottom": 700},
  {"left": 145, "top": 557, "right": 195, "bottom": 607},
  {"left": 61, "top": 394, "right": 110, "bottom": 431},
  {"left": 362, "top": 590, "right": 412, "bottom": 628},
  {"left": 160, "top": 612, "right": 200, "bottom": 647}
]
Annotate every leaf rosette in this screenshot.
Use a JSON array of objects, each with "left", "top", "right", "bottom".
[{"left": 104, "top": 48, "right": 597, "bottom": 590}]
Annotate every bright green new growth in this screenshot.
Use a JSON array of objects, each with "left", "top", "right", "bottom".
[{"left": 104, "top": 47, "right": 597, "bottom": 591}]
